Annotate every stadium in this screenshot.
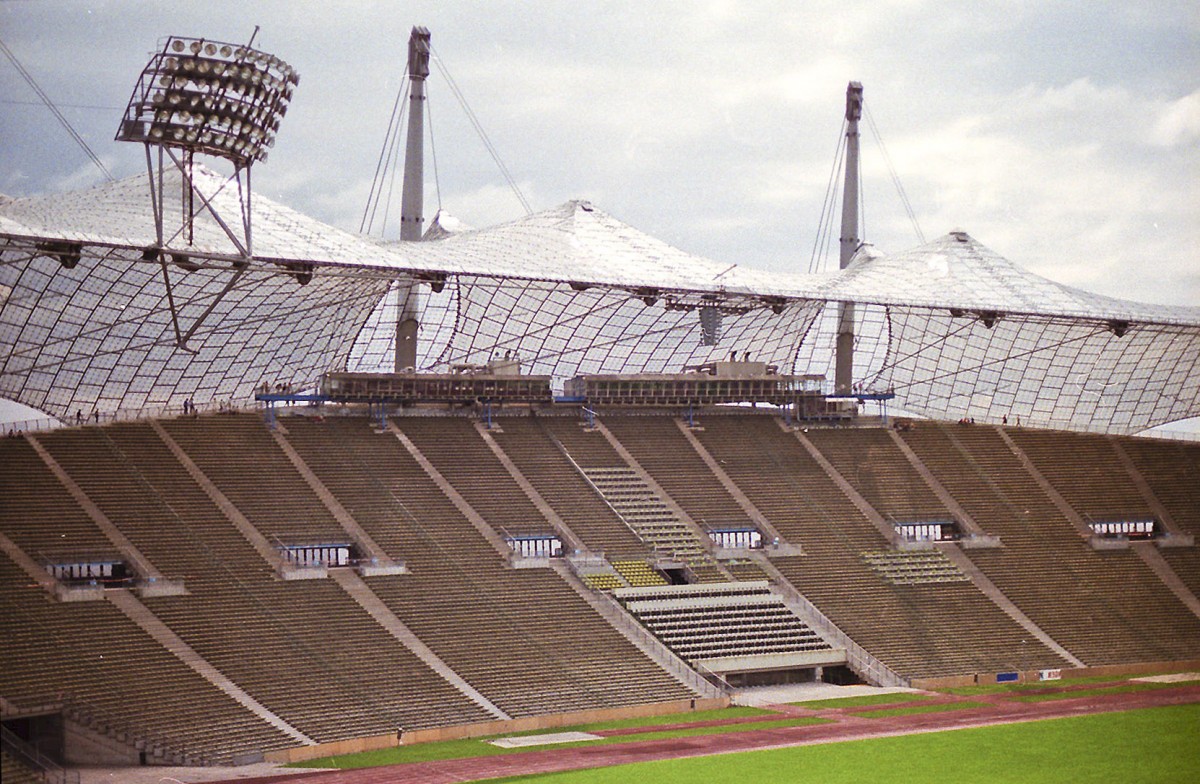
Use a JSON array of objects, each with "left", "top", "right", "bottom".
[{"left": 2, "top": 20, "right": 1200, "bottom": 784}]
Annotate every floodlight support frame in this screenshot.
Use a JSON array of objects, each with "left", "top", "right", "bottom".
[
  {"left": 114, "top": 33, "right": 302, "bottom": 349},
  {"left": 136, "top": 143, "right": 255, "bottom": 350}
]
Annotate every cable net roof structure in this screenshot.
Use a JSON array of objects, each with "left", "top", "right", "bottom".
[
  {"left": 2, "top": 168, "right": 1198, "bottom": 433},
  {"left": 349, "top": 201, "right": 827, "bottom": 380},
  {"left": 0, "top": 168, "right": 394, "bottom": 417}
]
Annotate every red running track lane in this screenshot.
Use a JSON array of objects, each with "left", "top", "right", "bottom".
[{"left": 224, "top": 683, "right": 1200, "bottom": 784}]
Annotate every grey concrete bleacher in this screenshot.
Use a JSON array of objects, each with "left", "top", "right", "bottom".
[
  {"left": 282, "top": 416, "right": 700, "bottom": 718},
  {"left": 0, "top": 552, "right": 294, "bottom": 764},
  {"left": 601, "top": 416, "right": 752, "bottom": 532},
  {"left": 692, "top": 415, "right": 1067, "bottom": 679},
  {"left": 1122, "top": 439, "right": 1200, "bottom": 596},
  {"left": 490, "top": 417, "right": 651, "bottom": 558},
  {"left": 805, "top": 427, "right": 952, "bottom": 524},
  {"left": 397, "top": 418, "right": 553, "bottom": 540},
  {"left": 907, "top": 423, "right": 1200, "bottom": 665},
  {"left": 70, "top": 419, "right": 497, "bottom": 740}
]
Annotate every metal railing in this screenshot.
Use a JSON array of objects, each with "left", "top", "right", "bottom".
[
  {"left": 551, "top": 560, "right": 722, "bottom": 698},
  {"left": 1, "top": 724, "right": 80, "bottom": 784},
  {"left": 755, "top": 561, "right": 909, "bottom": 688},
  {"left": 1, "top": 398, "right": 267, "bottom": 436}
]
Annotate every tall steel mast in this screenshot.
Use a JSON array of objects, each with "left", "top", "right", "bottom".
[
  {"left": 834, "top": 81, "right": 863, "bottom": 395},
  {"left": 395, "top": 26, "right": 430, "bottom": 372}
]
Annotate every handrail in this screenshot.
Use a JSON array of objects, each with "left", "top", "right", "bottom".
[
  {"left": 552, "top": 561, "right": 721, "bottom": 698},
  {"left": 538, "top": 425, "right": 649, "bottom": 547},
  {"left": 1, "top": 724, "right": 79, "bottom": 784},
  {"left": 1, "top": 398, "right": 265, "bottom": 436},
  {"left": 757, "top": 564, "right": 908, "bottom": 688}
]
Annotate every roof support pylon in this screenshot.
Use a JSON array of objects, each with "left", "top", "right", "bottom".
[
  {"left": 835, "top": 81, "right": 863, "bottom": 395},
  {"left": 395, "top": 26, "right": 431, "bottom": 372}
]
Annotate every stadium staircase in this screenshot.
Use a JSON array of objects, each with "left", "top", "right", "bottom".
[
  {"left": 2, "top": 746, "right": 60, "bottom": 784},
  {"left": 613, "top": 581, "right": 843, "bottom": 678},
  {"left": 588, "top": 418, "right": 732, "bottom": 583},
  {"left": 601, "top": 417, "right": 764, "bottom": 535},
  {"left": 601, "top": 416, "right": 792, "bottom": 556},
  {"left": 516, "top": 416, "right": 666, "bottom": 559},
  {"left": 1, "top": 725, "right": 77, "bottom": 784}
]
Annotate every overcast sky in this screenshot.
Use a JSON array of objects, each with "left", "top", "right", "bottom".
[{"left": 2, "top": 0, "right": 1198, "bottom": 311}]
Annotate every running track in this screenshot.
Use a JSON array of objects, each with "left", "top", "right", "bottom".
[{"left": 223, "top": 683, "right": 1200, "bottom": 784}]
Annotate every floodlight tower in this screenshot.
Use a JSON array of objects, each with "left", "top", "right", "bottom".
[
  {"left": 395, "top": 26, "right": 431, "bottom": 372},
  {"left": 117, "top": 34, "right": 298, "bottom": 255},
  {"left": 115, "top": 34, "right": 299, "bottom": 347},
  {"left": 834, "top": 81, "right": 863, "bottom": 395}
]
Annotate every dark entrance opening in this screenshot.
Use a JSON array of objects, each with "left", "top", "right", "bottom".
[
  {"left": 2, "top": 713, "right": 65, "bottom": 764},
  {"left": 663, "top": 568, "right": 690, "bottom": 585}
]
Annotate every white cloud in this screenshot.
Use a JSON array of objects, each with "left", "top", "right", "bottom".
[
  {"left": 0, "top": 0, "right": 1196, "bottom": 308},
  {"left": 1152, "top": 89, "right": 1200, "bottom": 147}
]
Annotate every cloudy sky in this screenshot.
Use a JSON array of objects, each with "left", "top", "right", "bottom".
[{"left": 2, "top": 0, "right": 1198, "bottom": 311}]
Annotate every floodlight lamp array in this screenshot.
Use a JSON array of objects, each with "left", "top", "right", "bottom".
[{"left": 116, "top": 36, "right": 299, "bottom": 166}]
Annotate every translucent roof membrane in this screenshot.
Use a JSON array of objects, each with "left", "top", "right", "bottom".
[
  {"left": 837, "top": 232, "right": 1200, "bottom": 327},
  {"left": 348, "top": 277, "right": 825, "bottom": 383},
  {"left": 871, "top": 307, "right": 1200, "bottom": 433},
  {"left": 2, "top": 172, "right": 1198, "bottom": 432},
  {"left": 0, "top": 245, "right": 389, "bottom": 417}
]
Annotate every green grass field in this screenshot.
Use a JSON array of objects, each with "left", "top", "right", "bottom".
[
  {"left": 288, "top": 706, "right": 820, "bottom": 769},
  {"left": 939, "top": 672, "right": 1199, "bottom": 697},
  {"left": 484, "top": 704, "right": 1200, "bottom": 783},
  {"left": 789, "top": 691, "right": 934, "bottom": 709}
]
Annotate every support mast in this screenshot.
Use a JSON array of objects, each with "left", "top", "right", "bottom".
[
  {"left": 834, "top": 81, "right": 863, "bottom": 395},
  {"left": 395, "top": 26, "right": 431, "bottom": 372}
]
